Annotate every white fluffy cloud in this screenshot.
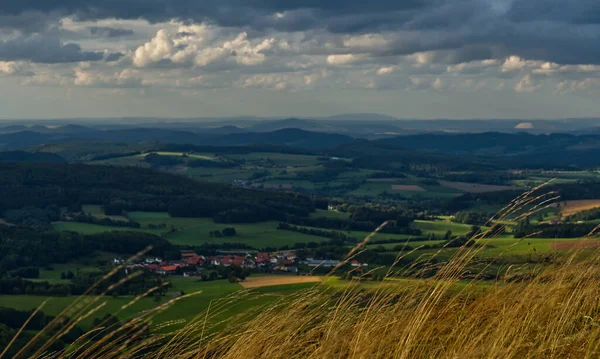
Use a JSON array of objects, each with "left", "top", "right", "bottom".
[
  {"left": 514, "top": 74, "right": 541, "bottom": 93},
  {"left": 376, "top": 66, "right": 395, "bottom": 75},
  {"left": 0, "top": 61, "right": 31, "bottom": 75},
  {"left": 74, "top": 67, "right": 144, "bottom": 87},
  {"left": 133, "top": 26, "right": 280, "bottom": 68},
  {"left": 327, "top": 54, "right": 369, "bottom": 66}
]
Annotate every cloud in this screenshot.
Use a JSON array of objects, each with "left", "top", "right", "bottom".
[
  {"left": 88, "top": 26, "right": 134, "bottom": 38},
  {"left": 2, "top": 0, "right": 600, "bottom": 68},
  {"left": 501, "top": 56, "right": 538, "bottom": 73},
  {"left": 327, "top": 54, "right": 369, "bottom": 66},
  {"left": 446, "top": 59, "right": 498, "bottom": 75},
  {"left": 0, "top": 61, "right": 33, "bottom": 75},
  {"left": 74, "top": 67, "right": 144, "bottom": 87},
  {"left": 238, "top": 70, "right": 326, "bottom": 90},
  {"left": 1, "top": 0, "right": 600, "bottom": 100},
  {"left": 514, "top": 73, "right": 541, "bottom": 93},
  {"left": 376, "top": 66, "right": 395, "bottom": 75},
  {"left": 0, "top": 1, "right": 427, "bottom": 31},
  {"left": 0, "top": 12, "right": 60, "bottom": 33},
  {"left": 508, "top": 0, "right": 600, "bottom": 25},
  {"left": 133, "top": 26, "right": 279, "bottom": 68},
  {"left": 0, "top": 33, "right": 121, "bottom": 63}
]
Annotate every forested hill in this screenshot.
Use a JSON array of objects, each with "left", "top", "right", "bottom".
[
  {"left": 0, "top": 151, "right": 65, "bottom": 163},
  {"left": 0, "top": 128, "right": 354, "bottom": 151},
  {"left": 0, "top": 163, "right": 315, "bottom": 221},
  {"left": 329, "top": 133, "right": 600, "bottom": 169},
  {"left": 376, "top": 132, "right": 600, "bottom": 155}
]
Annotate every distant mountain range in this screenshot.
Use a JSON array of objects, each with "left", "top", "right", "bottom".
[
  {"left": 3, "top": 125, "right": 600, "bottom": 169},
  {"left": 3, "top": 115, "right": 600, "bottom": 138},
  {"left": 3, "top": 117, "right": 600, "bottom": 163}
]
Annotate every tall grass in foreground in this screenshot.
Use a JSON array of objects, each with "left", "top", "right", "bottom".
[{"left": 7, "top": 183, "right": 600, "bottom": 358}]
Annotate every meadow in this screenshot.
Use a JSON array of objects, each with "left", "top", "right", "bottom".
[
  {"left": 0, "top": 278, "right": 316, "bottom": 333},
  {"left": 53, "top": 209, "right": 476, "bottom": 249}
]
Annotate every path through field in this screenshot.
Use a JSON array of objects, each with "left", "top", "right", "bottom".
[
  {"left": 557, "top": 199, "right": 600, "bottom": 217},
  {"left": 549, "top": 240, "right": 600, "bottom": 250}
]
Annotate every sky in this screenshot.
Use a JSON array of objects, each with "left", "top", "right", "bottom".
[{"left": 0, "top": 0, "right": 599, "bottom": 119}]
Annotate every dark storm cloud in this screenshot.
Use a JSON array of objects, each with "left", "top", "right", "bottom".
[
  {"left": 0, "top": 12, "right": 61, "bottom": 33},
  {"left": 0, "top": 0, "right": 428, "bottom": 28},
  {"left": 508, "top": 0, "right": 600, "bottom": 24},
  {"left": 104, "top": 52, "right": 124, "bottom": 62},
  {"left": 0, "top": 34, "right": 120, "bottom": 63},
  {"left": 88, "top": 26, "right": 134, "bottom": 38}
]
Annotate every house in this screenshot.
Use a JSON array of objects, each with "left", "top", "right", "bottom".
[
  {"left": 255, "top": 252, "right": 270, "bottom": 266},
  {"left": 232, "top": 257, "right": 245, "bottom": 267},
  {"left": 208, "top": 256, "right": 221, "bottom": 266},
  {"left": 113, "top": 258, "right": 124, "bottom": 265},
  {"left": 283, "top": 253, "right": 297, "bottom": 261},
  {"left": 183, "top": 255, "right": 205, "bottom": 266},
  {"left": 183, "top": 271, "right": 203, "bottom": 278},
  {"left": 350, "top": 260, "right": 368, "bottom": 267},
  {"left": 284, "top": 266, "right": 299, "bottom": 273},
  {"left": 145, "top": 264, "right": 160, "bottom": 271},
  {"left": 221, "top": 256, "right": 234, "bottom": 267},
  {"left": 305, "top": 259, "right": 340, "bottom": 268},
  {"left": 145, "top": 257, "right": 162, "bottom": 264},
  {"left": 242, "top": 259, "right": 256, "bottom": 269},
  {"left": 157, "top": 265, "right": 181, "bottom": 275}
]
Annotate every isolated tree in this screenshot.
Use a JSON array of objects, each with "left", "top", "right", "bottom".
[{"left": 222, "top": 227, "right": 237, "bottom": 237}]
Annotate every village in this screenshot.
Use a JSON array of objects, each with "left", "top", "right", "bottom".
[{"left": 114, "top": 251, "right": 368, "bottom": 278}]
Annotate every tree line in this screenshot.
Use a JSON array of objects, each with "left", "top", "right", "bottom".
[
  {"left": 0, "top": 163, "right": 315, "bottom": 224},
  {"left": 0, "top": 226, "right": 173, "bottom": 273},
  {"left": 277, "top": 223, "right": 351, "bottom": 241}
]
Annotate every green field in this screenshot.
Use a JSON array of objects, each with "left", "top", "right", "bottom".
[
  {"left": 127, "top": 211, "right": 171, "bottom": 220},
  {"left": 310, "top": 209, "right": 351, "bottom": 220},
  {"left": 0, "top": 277, "right": 324, "bottom": 333},
  {"left": 145, "top": 152, "right": 216, "bottom": 160},
  {"left": 52, "top": 222, "right": 167, "bottom": 236},
  {"left": 412, "top": 220, "right": 472, "bottom": 238},
  {"left": 37, "top": 253, "right": 114, "bottom": 283},
  {"left": 226, "top": 152, "right": 321, "bottom": 166},
  {"left": 54, "top": 215, "right": 333, "bottom": 249},
  {"left": 82, "top": 205, "right": 129, "bottom": 222},
  {"left": 0, "top": 279, "right": 243, "bottom": 330},
  {"left": 366, "top": 240, "right": 446, "bottom": 250},
  {"left": 186, "top": 167, "right": 255, "bottom": 182},
  {"left": 387, "top": 236, "right": 589, "bottom": 264},
  {"left": 349, "top": 183, "right": 462, "bottom": 199},
  {"left": 54, "top": 211, "right": 476, "bottom": 250},
  {"left": 165, "top": 220, "right": 332, "bottom": 247}
]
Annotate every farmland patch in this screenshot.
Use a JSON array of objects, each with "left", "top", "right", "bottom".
[
  {"left": 440, "top": 180, "right": 518, "bottom": 193},
  {"left": 240, "top": 276, "right": 322, "bottom": 289},
  {"left": 391, "top": 185, "right": 425, "bottom": 192}
]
